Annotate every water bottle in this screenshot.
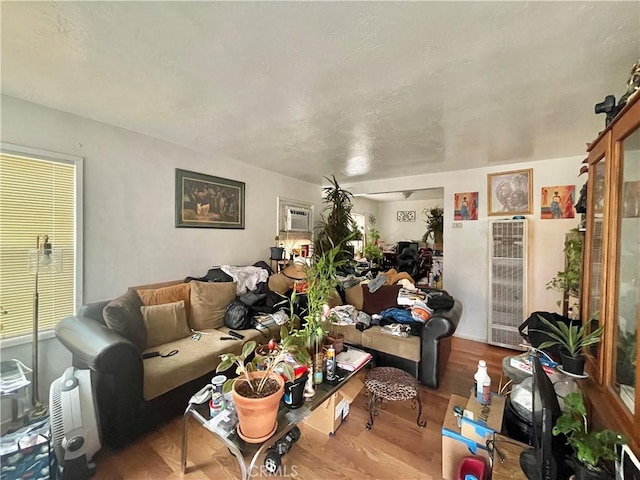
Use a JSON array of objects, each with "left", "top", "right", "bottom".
[
  {"left": 325, "top": 345, "right": 336, "bottom": 381},
  {"left": 474, "top": 360, "right": 491, "bottom": 405}
]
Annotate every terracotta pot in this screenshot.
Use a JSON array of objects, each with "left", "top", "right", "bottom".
[{"left": 232, "top": 371, "right": 284, "bottom": 443}]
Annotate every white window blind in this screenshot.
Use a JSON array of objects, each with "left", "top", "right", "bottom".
[{"left": 0, "top": 152, "right": 76, "bottom": 339}]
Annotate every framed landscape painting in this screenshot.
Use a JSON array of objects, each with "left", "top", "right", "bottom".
[
  {"left": 175, "top": 169, "right": 245, "bottom": 229},
  {"left": 487, "top": 169, "right": 533, "bottom": 216}
]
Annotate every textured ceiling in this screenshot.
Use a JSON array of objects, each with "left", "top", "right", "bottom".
[{"left": 1, "top": 2, "right": 639, "bottom": 185}]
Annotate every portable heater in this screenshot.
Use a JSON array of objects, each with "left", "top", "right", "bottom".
[{"left": 49, "top": 367, "right": 101, "bottom": 479}]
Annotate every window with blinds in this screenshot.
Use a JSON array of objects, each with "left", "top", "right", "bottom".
[{"left": 0, "top": 152, "right": 77, "bottom": 339}]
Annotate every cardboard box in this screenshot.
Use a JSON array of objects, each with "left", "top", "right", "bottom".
[
  {"left": 460, "top": 393, "right": 506, "bottom": 446},
  {"left": 303, "top": 370, "right": 365, "bottom": 436},
  {"left": 442, "top": 394, "right": 490, "bottom": 480}
]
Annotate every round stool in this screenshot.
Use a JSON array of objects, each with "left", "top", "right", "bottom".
[{"left": 364, "top": 366, "right": 426, "bottom": 429}]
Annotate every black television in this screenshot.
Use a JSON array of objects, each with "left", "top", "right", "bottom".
[{"left": 520, "top": 355, "right": 570, "bottom": 480}]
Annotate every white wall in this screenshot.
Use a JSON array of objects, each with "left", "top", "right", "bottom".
[
  {"left": 352, "top": 197, "right": 380, "bottom": 236},
  {"left": 377, "top": 198, "right": 444, "bottom": 245},
  {"left": 0, "top": 95, "right": 322, "bottom": 400},
  {"left": 346, "top": 157, "right": 584, "bottom": 342}
]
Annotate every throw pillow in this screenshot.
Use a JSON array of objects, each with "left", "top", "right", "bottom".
[
  {"left": 344, "top": 285, "right": 364, "bottom": 311},
  {"left": 137, "top": 282, "right": 191, "bottom": 318},
  {"left": 189, "top": 281, "right": 237, "bottom": 330},
  {"left": 103, "top": 289, "right": 147, "bottom": 351},
  {"left": 141, "top": 300, "right": 191, "bottom": 348},
  {"left": 362, "top": 284, "right": 401, "bottom": 315}
]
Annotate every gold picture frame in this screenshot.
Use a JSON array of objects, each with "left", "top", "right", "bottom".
[
  {"left": 175, "top": 168, "right": 245, "bottom": 229},
  {"left": 487, "top": 168, "right": 533, "bottom": 216}
]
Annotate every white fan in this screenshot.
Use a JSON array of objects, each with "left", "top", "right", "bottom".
[{"left": 49, "top": 367, "right": 101, "bottom": 479}]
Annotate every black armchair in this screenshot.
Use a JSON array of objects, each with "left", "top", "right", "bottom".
[{"left": 397, "top": 247, "right": 419, "bottom": 276}]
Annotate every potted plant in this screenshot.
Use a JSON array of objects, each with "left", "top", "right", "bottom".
[
  {"left": 326, "top": 331, "right": 344, "bottom": 354},
  {"left": 422, "top": 207, "right": 444, "bottom": 250},
  {"left": 553, "top": 391, "right": 625, "bottom": 479},
  {"left": 270, "top": 235, "right": 285, "bottom": 260},
  {"left": 314, "top": 175, "right": 356, "bottom": 261},
  {"left": 535, "top": 315, "right": 604, "bottom": 375},
  {"left": 216, "top": 339, "right": 309, "bottom": 443},
  {"left": 546, "top": 228, "right": 583, "bottom": 314},
  {"left": 363, "top": 227, "right": 383, "bottom": 265}
]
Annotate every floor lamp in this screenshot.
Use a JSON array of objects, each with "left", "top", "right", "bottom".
[{"left": 28, "top": 235, "right": 63, "bottom": 418}]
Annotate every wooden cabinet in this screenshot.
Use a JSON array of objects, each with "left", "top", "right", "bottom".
[{"left": 581, "top": 93, "right": 640, "bottom": 452}]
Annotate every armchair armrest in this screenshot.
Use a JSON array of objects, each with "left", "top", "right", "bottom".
[
  {"left": 56, "top": 315, "right": 144, "bottom": 446},
  {"left": 56, "top": 315, "right": 142, "bottom": 375},
  {"left": 419, "top": 299, "right": 463, "bottom": 388}
]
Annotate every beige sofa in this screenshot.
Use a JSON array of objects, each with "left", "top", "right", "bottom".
[{"left": 55, "top": 277, "right": 284, "bottom": 447}]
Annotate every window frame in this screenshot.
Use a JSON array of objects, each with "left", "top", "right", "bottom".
[{"left": 0, "top": 142, "right": 83, "bottom": 347}]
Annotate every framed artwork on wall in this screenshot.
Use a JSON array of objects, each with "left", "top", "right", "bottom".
[
  {"left": 540, "top": 185, "right": 575, "bottom": 219},
  {"left": 175, "top": 168, "right": 245, "bottom": 228},
  {"left": 396, "top": 210, "right": 416, "bottom": 222},
  {"left": 487, "top": 168, "right": 533, "bottom": 216},
  {"left": 454, "top": 192, "right": 478, "bottom": 220}
]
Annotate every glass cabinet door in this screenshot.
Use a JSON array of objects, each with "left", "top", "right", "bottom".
[
  {"left": 584, "top": 154, "right": 608, "bottom": 372},
  {"left": 613, "top": 126, "right": 640, "bottom": 415}
]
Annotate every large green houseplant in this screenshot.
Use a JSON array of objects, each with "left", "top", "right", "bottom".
[
  {"left": 553, "top": 391, "right": 625, "bottom": 479},
  {"left": 216, "top": 339, "right": 309, "bottom": 443},
  {"left": 546, "top": 228, "right": 583, "bottom": 311},
  {"left": 422, "top": 207, "right": 444, "bottom": 247},
  {"left": 535, "top": 315, "right": 604, "bottom": 375},
  {"left": 303, "top": 241, "right": 348, "bottom": 352},
  {"left": 314, "top": 175, "right": 356, "bottom": 261}
]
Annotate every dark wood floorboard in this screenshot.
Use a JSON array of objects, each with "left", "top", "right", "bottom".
[{"left": 91, "top": 337, "right": 518, "bottom": 479}]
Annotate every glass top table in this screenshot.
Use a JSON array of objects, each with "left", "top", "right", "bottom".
[{"left": 181, "top": 361, "right": 370, "bottom": 479}]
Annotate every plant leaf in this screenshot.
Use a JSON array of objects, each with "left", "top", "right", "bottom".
[
  {"left": 216, "top": 359, "right": 233, "bottom": 373},
  {"left": 242, "top": 340, "right": 257, "bottom": 359}
]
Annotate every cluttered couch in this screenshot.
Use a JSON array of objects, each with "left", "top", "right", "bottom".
[{"left": 55, "top": 262, "right": 461, "bottom": 447}]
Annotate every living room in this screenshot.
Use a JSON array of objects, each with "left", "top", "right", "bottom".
[{"left": 1, "top": 1, "right": 639, "bottom": 479}]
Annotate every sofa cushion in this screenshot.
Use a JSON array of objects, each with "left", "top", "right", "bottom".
[
  {"left": 189, "top": 281, "right": 237, "bottom": 330},
  {"left": 361, "top": 326, "right": 421, "bottom": 362},
  {"left": 141, "top": 329, "right": 244, "bottom": 400},
  {"left": 344, "top": 285, "right": 364, "bottom": 310},
  {"left": 137, "top": 282, "right": 192, "bottom": 318},
  {"left": 362, "top": 284, "right": 401, "bottom": 315},
  {"left": 141, "top": 300, "right": 191, "bottom": 348},
  {"left": 141, "top": 324, "right": 284, "bottom": 401},
  {"left": 103, "top": 289, "right": 147, "bottom": 350}
]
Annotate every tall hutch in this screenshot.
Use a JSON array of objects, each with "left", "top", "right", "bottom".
[{"left": 581, "top": 93, "right": 640, "bottom": 452}]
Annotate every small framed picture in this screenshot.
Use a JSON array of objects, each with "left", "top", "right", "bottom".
[
  {"left": 487, "top": 169, "right": 533, "bottom": 216},
  {"left": 454, "top": 192, "right": 478, "bottom": 220},
  {"left": 541, "top": 185, "right": 575, "bottom": 219}
]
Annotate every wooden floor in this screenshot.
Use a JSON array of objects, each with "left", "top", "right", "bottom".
[{"left": 92, "top": 337, "right": 517, "bottom": 479}]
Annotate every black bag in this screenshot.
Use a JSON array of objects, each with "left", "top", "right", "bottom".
[
  {"left": 518, "top": 311, "right": 576, "bottom": 359},
  {"left": 224, "top": 300, "right": 254, "bottom": 330}
]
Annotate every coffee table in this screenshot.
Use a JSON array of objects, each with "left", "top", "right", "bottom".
[{"left": 181, "top": 360, "right": 370, "bottom": 479}]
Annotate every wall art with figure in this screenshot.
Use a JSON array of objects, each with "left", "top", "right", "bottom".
[
  {"left": 487, "top": 169, "right": 532, "bottom": 216},
  {"left": 175, "top": 168, "right": 245, "bottom": 228},
  {"left": 453, "top": 192, "right": 478, "bottom": 220},
  {"left": 540, "top": 185, "right": 575, "bottom": 219}
]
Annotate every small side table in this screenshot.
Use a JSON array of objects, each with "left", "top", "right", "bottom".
[
  {"left": 270, "top": 259, "right": 287, "bottom": 273},
  {"left": 364, "top": 366, "right": 426, "bottom": 429}
]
